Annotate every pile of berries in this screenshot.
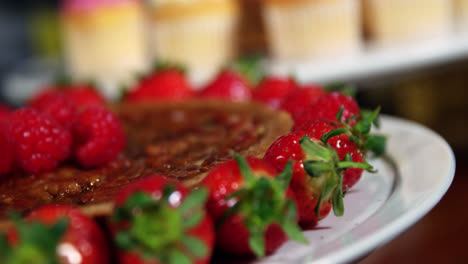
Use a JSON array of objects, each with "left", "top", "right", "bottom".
[
  {"left": 0, "top": 63, "right": 386, "bottom": 263},
  {"left": 0, "top": 85, "right": 125, "bottom": 176}
]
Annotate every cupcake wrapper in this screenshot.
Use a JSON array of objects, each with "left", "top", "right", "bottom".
[
  {"left": 455, "top": 0, "right": 468, "bottom": 31},
  {"left": 149, "top": 14, "right": 238, "bottom": 70},
  {"left": 63, "top": 3, "right": 147, "bottom": 91},
  {"left": 364, "top": 0, "right": 453, "bottom": 43},
  {"left": 263, "top": 0, "right": 362, "bottom": 60}
]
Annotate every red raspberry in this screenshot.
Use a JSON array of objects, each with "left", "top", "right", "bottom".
[
  {"left": 73, "top": 106, "right": 126, "bottom": 168},
  {"left": 7, "top": 108, "right": 72, "bottom": 174},
  {"left": 280, "top": 84, "right": 325, "bottom": 120},
  {"left": 0, "top": 104, "right": 12, "bottom": 127},
  {"left": 0, "top": 127, "right": 14, "bottom": 176},
  {"left": 295, "top": 92, "right": 360, "bottom": 127},
  {"left": 30, "top": 92, "right": 78, "bottom": 130},
  {"left": 252, "top": 77, "right": 297, "bottom": 109}
]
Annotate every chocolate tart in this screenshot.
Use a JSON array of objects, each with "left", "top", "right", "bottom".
[{"left": 0, "top": 100, "right": 292, "bottom": 226}]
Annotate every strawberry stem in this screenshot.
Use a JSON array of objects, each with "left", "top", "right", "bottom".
[
  {"left": 114, "top": 186, "right": 208, "bottom": 263},
  {"left": 219, "top": 154, "right": 307, "bottom": 257},
  {"left": 0, "top": 213, "right": 67, "bottom": 264}
]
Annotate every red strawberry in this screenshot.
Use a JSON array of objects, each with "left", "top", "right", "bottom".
[
  {"left": 30, "top": 92, "right": 78, "bottom": 130},
  {"left": 126, "top": 69, "right": 194, "bottom": 102},
  {"left": 263, "top": 132, "right": 373, "bottom": 228},
  {"left": 198, "top": 70, "right": 251, "bottom": 102},
  {"left": 2, "top": 205, "right": 108, "bottom": 264},
  {"left": 294, "top": 92, "right": 360, "bottom": 127},
  {"left": 294, "top": 119, "right": 365, "bottom": 190},
  {"left": 201, "top": 154, "right": 306, "bottom": 257},
  {"left": 280, "top": 84, "right": 325, "bottom": 119},
  {"left": 63, "top": 86, "right": 106, "bottom": 107},
  {"left": 252, "top": 77, "right": 297, "bottom": 109},
  {"left": 112, "top": 175, "right": 214, "bottom": 264}
]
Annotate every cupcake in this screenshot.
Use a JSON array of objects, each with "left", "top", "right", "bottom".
[
  {"left": 61, "top": 0, "right": 147, "bottom": 98},
  {"left": 262, "top": 0, "right": 362, "bottom": 61},
  {"left": 455, "top": 0, "right": 468, "bottom": 30},
  {"left": 362, "top": 0, "right": 453, "bottom": 44},
  {"left": 146, "top": 0, "right": 240, "bottom": 86}
]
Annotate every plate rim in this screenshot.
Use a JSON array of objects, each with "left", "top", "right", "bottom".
[{"left": 311, "top": 115, "right": 456, "bottom": 264}]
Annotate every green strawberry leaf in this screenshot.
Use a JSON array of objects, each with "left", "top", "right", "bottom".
[
  {"left": 248, "top": 229, "right": 266, "bottom": 258},
  {"left": 115, "top": 231, "right": 135, "bottom": 251},
  {"left": 332, "top": 175, "right": 344, "bottom": 217},
  {"left": 303, "top": 161, "right": 330, "bottom": 178},
  {"left": 182, "top": 211, "right": 204, "bottom": 229},
  {"left": 364, "top": 134, "right": 387, "bottom": 156},
  {"left": 275, "top": 161, "right": 293, "bottom": 192},
  {"left": 181, "top": 235, "right": 208, "bottom": 258},
  {"left": 325, "top": 83, "right": 356, "bottom": 98},
  {"left": 169, "top": 249, "right": 191, "bottom": 264},
  {"left": 320, "top": 128, "right": 349, "bottom": 144},
  {"left": 178, "top": 188, "right": 208, "bottom": 214},
  {"left": 233, "top": 153, "right": 256, "bottom": 186},
  {"left": 153, "top": 61, "right": 187, "bottom": 74},
  {"left": 281, "top": 200, "right": 308, "bottom": 244},
  {"left": 229, "top": 54, "right": 264, "bottom": 85}
]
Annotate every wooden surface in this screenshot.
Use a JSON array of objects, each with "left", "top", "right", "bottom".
[{"left": 359, "top": 163, "right": 468, "bottom": 264}]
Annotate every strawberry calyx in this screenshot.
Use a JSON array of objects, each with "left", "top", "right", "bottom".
[
  {"left": 152, "top": 61, "right": 187, "bottom": 75},
  {"left": 229, "top": 55, "right": 264, "bottom": 86},
  {"left": 0, "top": 213, "right": 67, "bottom": 264},
  {"left": 113, "top": 185, "right": 209, "bottom": 264},
  {"left": 324, "top": 83, "right": 357, "bottom": 98},
  {"left": 218, "top": 154, "right": 307, "bottom": 258},
  {"left": 299, "top": 136, "right": 374, "bottom": 217},
  {"left": 331, "top": 106, "right": 387, "bottom": 157}
]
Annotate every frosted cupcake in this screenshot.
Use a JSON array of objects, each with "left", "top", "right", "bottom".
[
  {"left": 362, "top": 0, "right": 453, "bottom": 44},
  {"left": 455, "top": 0, "right": 468, "bottom": 30},
  {"left": 61, "top": 0, "right": 147, "bottom": 98},
  {"left": 147, "top": 0, "right": 240, "bottom": 85},
  {"left": 262, "top": 0, "right": 362, "bottom": 61}
]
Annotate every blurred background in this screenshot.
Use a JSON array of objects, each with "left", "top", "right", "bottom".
[{"left": 0, "top": 0, "right": 467, "bottom": 262}]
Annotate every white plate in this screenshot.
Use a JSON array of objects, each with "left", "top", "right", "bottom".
[{"left": 255, "top": 116, "right": 456, "bottom": 264}]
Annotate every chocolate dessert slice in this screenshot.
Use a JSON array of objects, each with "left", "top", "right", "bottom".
[{"left": 0, "top": 100, "right": 292, "bottom": 220}]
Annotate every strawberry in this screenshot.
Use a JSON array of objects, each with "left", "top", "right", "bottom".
[
  {"left": 62, "top": 86, "right": 106, "bottom": 107},
  {"left": 293, "top": 119, "right": 365, "bottom": 190},
  {"left": 198, "top": 70, "right": 252, "bottom": 102},
  {"left": 0, "top": 205, "right": 109, "bottom": 264},
  {"left": 201, "top": 154, "right": 306, "bottom": 257},
  {"left": 280, "top": 84, "right": 325, "bottom": 120},
  {"left": 126, "top": 68, "right": 194, "bottom": 102},
  {"left": 263, "top": 132, "right": 373, "bottom": 228},
  {"left": 252, "top": 77, "right": 297, "bottom": 109},
  {"left": 112, "top": 175, "right": 214, "bottom": 264},
  {"left": 294, "top": 92, "right": 360, "bottom": 127},
  {"left": 296, "top": 106, "right": 387, "bottom": 156}
]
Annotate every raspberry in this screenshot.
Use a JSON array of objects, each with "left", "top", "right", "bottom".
[
  {"left": 0, "top": 127, "right": 14, "bottom": 176},
  {"left": 30, "top": 92, "right": 78, "bottom": 130},
  {"left": 73, "top": 106, "right": 126, "bottom": 168},
  {"left": 0, "top": 104, "right": 12, "bottom": 127},
  {"left": 7, "top": 108, "right": 72, "bottom": 174}
]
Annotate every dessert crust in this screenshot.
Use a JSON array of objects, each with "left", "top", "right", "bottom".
[{"left": 0, "top": 100, "right": 292, "bottom": 228}]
